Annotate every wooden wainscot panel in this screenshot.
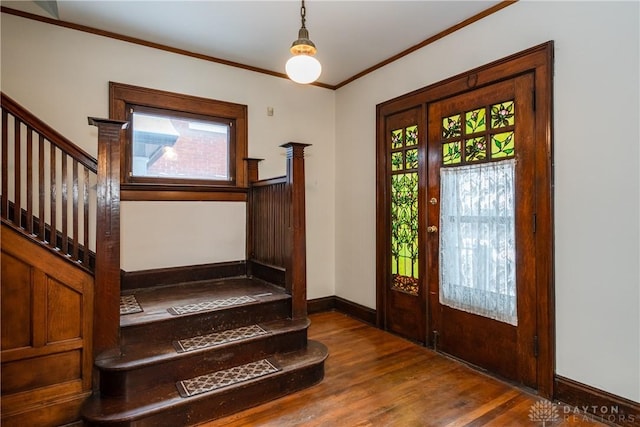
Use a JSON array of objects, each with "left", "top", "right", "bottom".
[{"left": 1, "top": 224, "right": 94, "bottom": 427}]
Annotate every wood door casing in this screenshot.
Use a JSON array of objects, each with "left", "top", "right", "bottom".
[{"left": 376, "top": 42, "right": 554, "bottom": 397}]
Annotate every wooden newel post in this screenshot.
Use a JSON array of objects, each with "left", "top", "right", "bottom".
[
  {"left": 89, "top": 117, "right": 128, "bottom": 359},
  {"left": 245, "top": 158, "right": 263, "bottom": 184},
  {"left": 245, "top": 158, "right": 263, "bottom": 277},
  {"left": 281, "top": 143, "right": 310, "bottom": 319}
]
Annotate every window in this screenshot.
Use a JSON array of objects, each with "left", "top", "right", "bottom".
[{"left": 110, "top": 82, "right": 248, "bottom": 201}]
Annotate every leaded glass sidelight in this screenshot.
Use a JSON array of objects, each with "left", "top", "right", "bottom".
[{"left": 390, "top": 125, "right": 420, "bottom": 295}]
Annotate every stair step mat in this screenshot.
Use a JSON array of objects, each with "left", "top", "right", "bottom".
[
  {"left": 173, "top": 324, "right": 269, "bottom": 353},
  {"left": 167, "top": 295, "right": 256, "bottom": 316},
  {"left": 120, "top": 295, "right": 143, "bottom": 315},
  {"left": 176, "top": 358, "right": 280, "bottom": 397}
]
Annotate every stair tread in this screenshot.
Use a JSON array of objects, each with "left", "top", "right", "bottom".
[
  {"left": 120, "top": 277, "right": 289, "bottom": 327},
  {"left": 97, "top": 317, "right": 310, "bottom": 370},
  {"left": 82, "top": 340, "right": 328, "bottom": 423}
]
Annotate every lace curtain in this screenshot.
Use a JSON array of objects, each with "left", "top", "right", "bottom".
[{"left": 439, "top": 159, "right": 517, "bottom": 326}]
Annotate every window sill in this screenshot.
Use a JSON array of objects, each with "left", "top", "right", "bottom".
[{"left": 120, "top": 183, "right": 248, "bottom": 201}]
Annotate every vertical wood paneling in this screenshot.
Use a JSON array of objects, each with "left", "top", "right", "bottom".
[{"left": 250, "top": 180, "right": 288, "bottom": 268}]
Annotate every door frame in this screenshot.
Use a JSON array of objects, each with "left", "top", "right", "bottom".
[{"left": 376, "top": 41, "right": 554, "bottom": 398}]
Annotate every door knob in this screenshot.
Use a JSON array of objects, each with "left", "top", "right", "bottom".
[{"left": 427, "top": 225, "right": 438, "bottom": 233}]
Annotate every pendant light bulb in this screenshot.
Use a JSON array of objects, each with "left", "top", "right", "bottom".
[{"left": 286, "top": 54, "right": 322, "bottom": 84}]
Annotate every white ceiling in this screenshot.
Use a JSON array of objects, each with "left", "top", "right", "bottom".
[{"left": 2, "top": 0, "right": 504, "bottom": 87}]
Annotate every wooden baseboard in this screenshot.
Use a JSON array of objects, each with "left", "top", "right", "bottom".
[
  {"left": 307, "top": 296, "right": 336, "bottom": 314},
  {"left": 307, "top": 296, "right": 376, "bottom": 325},
  {"left": 121, "top": 261, "right": 247, "bottom": 290},
  {"left": 555, "top": 375, "right": 639, "bottom": 427},
  {"left": 248, "top": 259, "right": 285, "bottom": 287}
]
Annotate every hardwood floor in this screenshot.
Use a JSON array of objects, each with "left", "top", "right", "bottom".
[{"left": 203, "top": 311, "right": 607, "bottom": 427}]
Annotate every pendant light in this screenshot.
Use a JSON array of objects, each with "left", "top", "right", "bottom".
[{"left": 285, "top": 0, "right": 321, "bottom": 84}]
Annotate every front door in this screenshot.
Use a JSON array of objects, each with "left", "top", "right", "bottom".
[{"left": 427, "top": 73, "right": 538, "bottom": 387}]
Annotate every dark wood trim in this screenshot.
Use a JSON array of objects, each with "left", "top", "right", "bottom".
[
  {"left": 307, "top": 296, "right": 377, "bottom": 326},
  {"left": 248, "top": 260, "right": 286, "bottom": 288},
  {"left": 244, "top": 158, "right": 263, "bottom": 184},
  {"left": 281, "top": 143, "right": 310, "bottom": 320},
  {"left": 90, "top": 117, "right": 128, "bottom": 359},
  {"left": 121, "top": 261, "right": 247, "bottom": 291},
  {"left": 245, "top": 158, "right": 262, "bottom": 275},
  {"left": 555, "top": 376, "right": 640, "bottom": 427},
  {"left": 334, "top": 296, "right": 377, "bottom": 326},
  {"left": 2, "top": 206, "right": 96, "bottom": 273},
  {"left": 307, "top": 296, "right": 337, "bottom": 315},
  {"left": 109, "top": 82, "right": 249, "bottom": 195},
  {"left": 333, "top": 1, "right": 518, "bottom": 89},
  {"left": 1, "top": 3, "right": 514, "bottom": 91},
  {"left": 376, "top": 41, "right": 555, "bottom": 398},
  {"left": 252, "top": 176, "right": 288, "bottom": 188},
  {"left": 121, "top": 188, "right": 247, "bottom": 202}
]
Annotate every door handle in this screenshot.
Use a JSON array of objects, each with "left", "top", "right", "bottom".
[{"left": 427, "top": 225, "right": 438, "bottom": 233}]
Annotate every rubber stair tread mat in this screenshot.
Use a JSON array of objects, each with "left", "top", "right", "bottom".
[
  {"left": 120, "top": 295, "right": 143, "bottom": 315},
  {"left": 176, "top": 359, "right": 280, "bottom": 397},
  {"left": 173, "top": 324, "right": 269, "bottom": 353},
  {"left": 167, "top": 295, "right": 256, "bottom": 315}
]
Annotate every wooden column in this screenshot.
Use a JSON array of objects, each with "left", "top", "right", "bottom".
[
  {"left": 281, "top": 143, "right": 310, "bottom": 319},
  {"left": 245, "top": 157, "right": 263, "bottom": 184},
  {"left": 89, "top": 117, "right": 128, "bottom": 359},
  {"left": 245, "top": 158, "right": 263, "bottom": 277}
]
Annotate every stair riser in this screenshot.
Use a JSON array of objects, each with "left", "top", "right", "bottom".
[
  {"left": 121, "top": 299, "right": 291, "bottom": 345},
  {"left": 100, "top": 329, "right": 308, "bottom": 397},
  {"left": 125, "top": 362, "right": 325, "bottom": 427}
]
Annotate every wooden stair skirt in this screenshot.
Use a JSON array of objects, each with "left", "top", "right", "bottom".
[{"left": 81, "top": 278, "right": 328, "bottom": 426}]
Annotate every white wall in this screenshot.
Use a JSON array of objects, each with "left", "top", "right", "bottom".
[
  {"left": 334, "top": 1, "right": 639, "bottom": 402},
  {"left": 0, "top": 13, "right": 336, "bottom": 298}
]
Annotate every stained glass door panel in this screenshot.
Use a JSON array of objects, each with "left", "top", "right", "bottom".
[{"left": 384, "top": 108, "right": 426, "bottom": 343}]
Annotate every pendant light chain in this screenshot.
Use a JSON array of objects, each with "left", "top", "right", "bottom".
[{"left": 300, "top": 0, "right": 306, "bottom": 28}]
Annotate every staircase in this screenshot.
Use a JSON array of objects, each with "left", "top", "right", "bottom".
[
  {"left": 82, "top": 277, "right": 328, "bottom": 426},
  {"left": 1, "top": 93, "right": 325, "bottom": 426}
]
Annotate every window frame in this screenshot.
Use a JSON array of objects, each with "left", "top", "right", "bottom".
[{"left": 109, "top": 82, "right": 248, "bottom": 201}]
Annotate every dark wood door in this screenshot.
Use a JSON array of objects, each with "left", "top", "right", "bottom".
[
  {"left": 427, "top": 73, "right": 538, "bottom": 387},
  {"left": 382, "top": 107, "right": 426, "bottom": 343}
]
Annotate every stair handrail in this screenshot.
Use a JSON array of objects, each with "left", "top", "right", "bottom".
[
  {"left": 1, "top": 93, "right": 97, "bottom": 173},
  {"left": 1, "top": 93, "right": 99, "bottom": 268}
]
